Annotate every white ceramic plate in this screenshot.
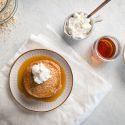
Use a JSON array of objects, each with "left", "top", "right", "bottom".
[{"left": 9, "top": 49, "right": 73, "bottom": 112}]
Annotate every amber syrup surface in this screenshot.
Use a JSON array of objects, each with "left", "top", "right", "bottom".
[
  {"left": 18, "top": 56, "right": 66, "bottom": 102},
  {"left": 97, "top": 38, "right": 116, "bottom": 59}
]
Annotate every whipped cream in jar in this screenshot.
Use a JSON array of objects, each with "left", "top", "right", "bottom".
[{"left": 64, "top": 11, "right": 102, "bottom": 40}]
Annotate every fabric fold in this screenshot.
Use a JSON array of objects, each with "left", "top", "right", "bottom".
[{"left": 0, "top": 28, "right": 111, "bottom": 125}]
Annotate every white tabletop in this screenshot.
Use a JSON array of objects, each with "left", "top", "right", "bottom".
[{"left": 0, "top": 0, "right": 125, "bottom": 125}]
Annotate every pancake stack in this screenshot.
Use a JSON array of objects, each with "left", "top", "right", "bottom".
[{"left": 23, "top": 60, "right": 62, "bottom": 99}]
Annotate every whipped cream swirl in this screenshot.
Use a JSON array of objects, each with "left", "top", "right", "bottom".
[{"left": 32, "top": 63, "right": 52, "bottom": 84}]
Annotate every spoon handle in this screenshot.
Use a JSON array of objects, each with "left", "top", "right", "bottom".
[{"left": 87, "top": 0, "right": 111, "bottom": 18}]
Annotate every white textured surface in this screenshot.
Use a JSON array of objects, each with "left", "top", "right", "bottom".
[{"left": 0, "top": 0, "right": 125, "bottom": 125}]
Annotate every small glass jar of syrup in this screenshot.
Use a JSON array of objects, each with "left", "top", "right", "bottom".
[{"left": 91, "top": 36, "right": 121, "bottom": 63}]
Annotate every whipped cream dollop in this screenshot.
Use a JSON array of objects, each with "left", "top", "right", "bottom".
[
  {"left": 66, "top": 12, "right": 92, "bottom": 39},
  {"left": 32, "top": 63, "right": 52, "bottom": 84}
]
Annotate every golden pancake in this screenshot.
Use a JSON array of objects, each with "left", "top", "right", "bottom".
[{"left": 23, "top": 60, "right": 62, "bottom": 99}]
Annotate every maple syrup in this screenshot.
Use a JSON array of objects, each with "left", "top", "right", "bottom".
[
  {"left": 97, "top": 37, "right": 116, "bottom": 59},
  {"left": 91, "top": 36, "right": 120, "bottom": 64},
  {"left": 18, "top": 56, "right": 66, "bottom": 102}
]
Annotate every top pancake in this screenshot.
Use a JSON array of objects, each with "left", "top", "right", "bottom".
[{"left": 23, "top": 60, "right": 62, "bottom": 99}]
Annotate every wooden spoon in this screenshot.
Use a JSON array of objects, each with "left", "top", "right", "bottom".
[{"left": 87, "top": 0, "right": 111, "bottom": 18}]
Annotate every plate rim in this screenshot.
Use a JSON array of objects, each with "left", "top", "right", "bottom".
[{"left": 9, "top": 49, "right": 73, "bottom": 112}]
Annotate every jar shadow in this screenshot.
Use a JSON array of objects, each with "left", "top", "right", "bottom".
[
  {"left": 62, "top": 33, "right": 84, "bottom": 46},
  {"left": 116, "top": 62, "right": 125, "bottom": 84},
  {"left": 85, "top": 46, "right": 107, "bottom": 68}
]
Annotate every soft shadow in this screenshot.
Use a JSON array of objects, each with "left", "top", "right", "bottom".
[
  {"left": 85, "top": 46, "right": 107, "bottom": 68},
  {"left": 61, "top": 32, "right": 84, "bottom": 46},
  {"left": 116, "top": 62, "right": 125, "bottom": 83}
]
